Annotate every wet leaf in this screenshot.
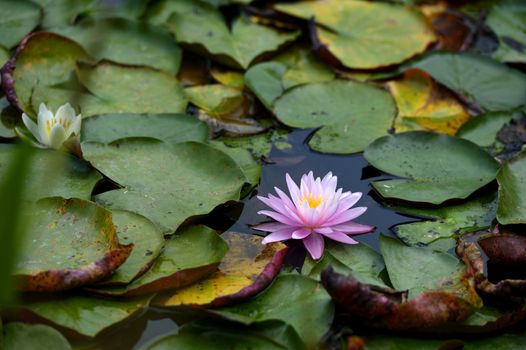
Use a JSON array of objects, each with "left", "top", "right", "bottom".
[
  {"left": 32, "top": 0, "right": 95, "bottom": 28},
  {"left": 457, "top": 112, "right": 517, "bottom": 147},
  {"left": 275, "top": 0, "right": 435, "bottom": 69},
  {"left": 86, "top": 225, "right": 227, "bottom": 297},
  {"left": 155, "top": 232, "right": 286, "bottom": 308},
  {"left": 2, "top": 322, "right": 71, "bottom": 350},
  {"left": 0, "top": 46, "right": 9, "bottom": 68},
  {"left": 81, "top": 113, "right": 208, "bottom": 145},
  {"left": 185, "top": 84, "right": 243, "bottom": 116},
  {"left": 18, "top": 295, "right": 150, "bottom": 337},
  {"left": 364, "top": 131, "right": 499, "bottom": 204},
  {"left": 98, "top": 210, "right": 164, "bottom": 286},
  {"left": 244, "top": 62, "right": 287, "bottom": 109},
  {"left": 274, "top": 80, "right": 396, "bottom": 154},
  {"left": 84, "top": 140, "right": 246, "bottom": 234},
  {"left": 15, "top": 197, "right": 133, "bottom": 292},
  {"left": 407, "top": 52, "right": 526, "bottom": 112},
  {"left": 486, "top": 0, "right": 526, "bottom": 63},
  {"left": 0, "top": 145, "right": 101, "bottom": 202},
  {"left": 497, "top": 151, "right": 526, "bottom": 225},
  {"left": 218, "top": 129, "right": 290, "bottom": 160},
  {"left": 215, "top": 274, "right": 334, "bottom": 349},
  {"left": 209, "top": 141, "right": 261, "bottom": 186},
  {"left": 479, "top": 235, "right": 526, "bottom": 267},
  {"left": 148, "top": 0, "right": 299, "bottom": 69},
  {"left": 52, "top": 18, "right": 182, "bottom": 75},
  {"left": 387, "top": 69, "right": 470, "bottom": 135},
  {"left": 0, "top": 0, "right": 41, "bottom": 49}
]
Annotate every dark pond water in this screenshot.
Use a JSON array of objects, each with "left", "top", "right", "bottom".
[{"left": 80, "top": 129, "right": 420, "bottom": 349}]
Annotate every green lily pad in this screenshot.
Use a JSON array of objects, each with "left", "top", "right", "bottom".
[
  {"left": 486, "top": 0, "right": 526, "bottom": 63},
  {"left": 209, "top": 141, "right": 261, "bottom": 186},
  {"left": 20, "top": 295, "right": 150, "bottom": 337},
  {"left": 81, "top": 113, "right": 208, "bottom": 145},
  {"left": 497, "top": 151, "right": 526, "bottom": 225},
  {"left": 98, "top": 210, "right": 164, "bottom": 286},
  {"left": 457, "top": 112, "right": 517, "bottom": 147},
  {"left": 141, "top": 321, "right": 306, "bottom": 350},
  {"left": 218, "top": 129, "right": 290, "bottom": 159},
  {"left": 0, "top": 0, "right": 41, "bottom": 49},
  {"left": 185, "top": 84, "right": 243, "bottom": 116},
  {"left": 0, "top": 46, "right": 9, "bottom": 68},
  {"left": 148, "top": 0, "right": 299, "bottom": 69},
  {"left": 407, "top": 52, "right": 526, "bottom": 112},
  {"left": 302, "top": 241, "right": 387, "bottom": 288},
  {"left": 275, "top": 0, "right": 435, "bottom": 69},
  {"left": 84, "top": 140, "right": 245, "bottom": 234},
  {"left": 215, "top": 274, "right": 334, "bottom": 348},
  {"left": 86, "top": 225, "right": 228, "bottom": 297},
  {"left": 364, "top": 131, "right": 499, "bottom": 204},
  {"left": 0, "top": 145, "right": 101, "bottom": 202},
  {"left": 15, "top": 197, "right": 133, "bottom": 292},
  {"left": 32, "top": 0, "right": 95, "bottom": 28},
  {"left": 51, "top": 18, "right": 182, "bottom": 74},
  {"left": 2, "top": 323, "right": 71, "bottom": 350},
  {"left": 273, "top": 80, "right": 396, "bottom": 154},
  {"left": 244, "top": 62, "right": 287, "bottom": 110}
]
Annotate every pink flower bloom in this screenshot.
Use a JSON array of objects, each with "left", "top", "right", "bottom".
[{"left": 253, "top": 171, "right": 375, "bottom": 260}]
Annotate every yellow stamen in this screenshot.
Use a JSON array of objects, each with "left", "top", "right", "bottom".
[{"left": 300, "top": 193, "right": 323, "bottom": 208}]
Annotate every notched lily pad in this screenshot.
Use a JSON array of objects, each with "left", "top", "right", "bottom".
[
  {"left": 155, "top": 232, "right": 287, "bottom": 308},
  {"left": 15, "top": 197, "right": 133, "bottom": 292}
]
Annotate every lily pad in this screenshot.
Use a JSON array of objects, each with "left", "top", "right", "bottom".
[
  {"left": 51, "top": 18, "right": 182, "bottom": 74},
  {"left": 486, "top": 0, "right": 526, "bottom": 63},
  {"left": 0, "top": 46, "right": 9, "bottom": 68},
  {"left": 15, "top": 197, "right": 133, "bottom": 292},
  {"left": 19, "top": 295, "right": 150, "bottom": 337},
  {"left": 149, "top": 0, "right": 299, "bottom": 69},
  {"left": 244, "top": 62, "right": 287, "bottom": 110},
  {"left": 32, "top": 0, "right": 95, "bottom": 28},
  {"left": 497, "top": 151, "right": 526, "bottom": 225},
  {"left": 84, "top": 140, "right": 246, "bottom": 234},
  {"left": 0, "top": 145, "right": 101, "bottom": 202},
  {"left": 81, "top": 113, "right": 208, "bottom": 145},
  {"left": 210, "top": 66, "right": 245, "bottom": 89},
  {"left": 364, "top": 131, "right": 499, "bottom": 204},
  {"left": 215, "top": 274, "right": 334, "bottom": 348},
  {"left": 457, "top": 112, "right": 517, "bottom": 147},
  {"left": 273, "top": 80, "right": 396, "bottom": 154},
  {"left": 86, "top": 225, "right": 227, "bottom": 297},
  {"left": 209, "top": 141, "right": 261, "bottom": 186},
  {"left": 275, "top": 0, "right": 435, "bottom": 69},
  {"left": 0, "top": 0, "right": 41, "bottom": 49},
  {"left": 407, "top": 52, "right": 526, "bottom": 112},
  {"left": 155, "top": 232, "right": 287, "bottom": 307},
  {"left": 185, "top": 84, "right": 243, "bottom": 116},
  {"left": 98, "top": 210, "right": 164, "bottom": 286},
  {"left": 387, "top": 69, "right": 470, "bottom": 135},
  {"left": 2, "top": 323, "right": 71, "bottom": 350}
]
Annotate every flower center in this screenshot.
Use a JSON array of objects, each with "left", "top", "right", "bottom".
[
  {"left": 300, "top": 193, "right": 323, "bottom": 208},
  {"left": 45, "top": 118, "right": 70, "bottom": 137}
]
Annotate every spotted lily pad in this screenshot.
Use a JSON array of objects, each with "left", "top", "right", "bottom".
[
  {"left": 15, "top": 197, "right": 133, "bottom": 292},
  {"left": 2, "top": 323, "right": 71, "bottom": 350},
  {"left": 0, "top": 0, "right": 41, "bottom": 49},
  {"left": 86, "top": 225, "right": 227, "bottom": 297},
  {"left": 364, "top": 131, "right": 499, "bottom": 204},
  {"left": 273, "top": 80, "right": 396, "bottom": 154},
  {"left": 155, "top": 232, "right": 287, "bottom": 307},
  {"left": 275, "top": 0, "right": 435, "bottom": 69},
  {"left": 497, "top": 151, "right": 526, "bottom": 225},
  {"left": 84, "top": 140, "right": 246, "bottom": 234}
]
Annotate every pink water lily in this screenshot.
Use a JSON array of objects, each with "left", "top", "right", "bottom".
[{"left": 253, "top": 171, "right": 375, "bottom": 260}]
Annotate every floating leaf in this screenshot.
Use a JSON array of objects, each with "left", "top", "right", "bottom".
[
  {"left": 218, "top": 129, "right": 290, "bottom": 160},
  {"left": 18, "top": 295, "right": 150, "bottom": 337},
  {"left": 210, "top": 66, "right": 245, "bottom": 89},
  {"left": 387, "top": 69, "right": 470, "bottom": 135},
  {"left": 98, "top": 210, "right": 164, "bottom": 286},
  {"left": 457, "top": 112, "right": 517, "bottom": 147},
  {"left": 209, "top": 141, "right": 261, "bottom": 186},
  {"left": 155, "top": 232, "right": 287, "bottom": 307},
  {"left": 2, "top": 323, "right": 71, "bottom": 350},
  {"left": 244, "top": 62, "right": 287, "bottom": 109},
  {"left": 81, "top": 113, "right": 208, "bottom": 145},
  {"left": 148, "top": 0, "right": 299, "bottom": 69},
  {"left": 15, "top": 198, "right": 132, "bottom": 292},
  {"left": 32, "top": 0, "right": 95, "bottom": 28},
  {"left": 215, "top": 274, "right": 334, "bottom": 348},
  {"left": 52, "top": 18, "right": 182, "bottom": 74},
  {"left": 185, "top": 84, "right": 243, "bottom": 116},
  {"left": 0, "top": 145, "right": 101, "bottom": 202},
  {"left": 274, "top": 80, "right": 396, "bottom": 154},
  {"left": 86, "top": 225, "right": 227, "bottom": 297},
  {"left": 407, "top": 52, "right": 526, "bottom": 112},
  {"left": 84, "top": 140, "right": 246, "bottom": 233},
  {"left": 364, "top": 131, "right": 499, "bottom": 204},
  {"left": 275, "top": 0, "right": 435, "bottom": 69},
  {"left": 0, "top": 46, "right": 9, "bottom": 68},
  {"left": 0, "top": 0, "right": 41, "bottom": 49},
  {"left": 479, "top": 234, "right": 526, "bottom": 267},
  {"left": 486, "top": 0, "right": 526, "bottom": 63},
  {"left": 497, "top": 151, "right": 526, "bottom": 225}
]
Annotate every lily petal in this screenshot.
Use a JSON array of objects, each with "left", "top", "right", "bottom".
[
  {"left": 332, "top": 222, "right": 375, "bottom": 234},
  {"left": 291, "top": 228, "right": 311, "bottom": 239},
  {"left": 49, "top": 124, "right": 67, "bottom": 149},
  {"left": 303, "top": 233, "right": 325, "bottom": 260},
  {"left": 262, "top": 227, "right": 296, "bottom": 244},
  {"left": 322, "top": 231, "right": 359, "bottom": 245},
  {"left": 21, "top": 113, "right": 41, "bottom": 142}
]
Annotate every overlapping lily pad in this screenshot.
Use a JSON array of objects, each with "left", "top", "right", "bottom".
[
  {"left": 155, "top": 232, "right": 287, "bottom": 307},
  {"left": 0, "top": 0, "right": 41, "bottom": 49},
  {"left": 32, "top": 0, "right": 95, "bottom": 28},
  {"left": 497, "top": 151, "right": 526, "bottom": 225},
  {"left": 457, "top": 112, "right": 517, "bottom": 148},
  {"left": 185, "top": 84, "right": 243, "bottom": 116},
  {"left": 275, "top": 0, "right": 435, "bottom": 69},
  {"left": 486, "top": 0, "right": 526, "bottom": 63},
  {"left": 15, "top": 197, "right": 132, "bottom": 292},
  {"left": 364, "top": 131, "right": 500, "bottom": 204},
  {"left": 87, "top": 225, "right": 227, "bottom": 297},
  {"left": 273, "top": 80, "right": 396, "bottom": 154},
  {"left": 84, "top": 140, "right": 246, "bottom": 233},
  {"left": 2, "top": 322, "right": 71, "bottom": 350}
]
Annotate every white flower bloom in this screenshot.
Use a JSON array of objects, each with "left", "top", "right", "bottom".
[{"left": 22, "top": 103, "right": 82, "bottom": 149}]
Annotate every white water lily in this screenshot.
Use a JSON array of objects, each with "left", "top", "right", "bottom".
[{"left": 22, "top": 103, "right": 82, "bottom": 149}]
